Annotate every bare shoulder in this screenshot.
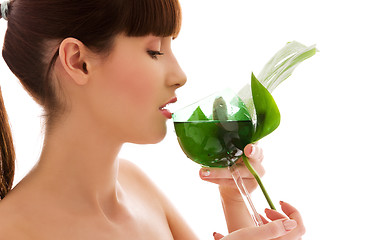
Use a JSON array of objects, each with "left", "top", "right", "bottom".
[
  {"left": 0, "top": 201, "right": 14, "bottom": 231},
  {"left": 118, "top": 158, "right": 145, "bottom": 178},
  {"left": 117, "top": 159, "right": 168, "bottom": 222},
  {"left": 117, "top": 158, "right": 198, "bottom": 240},
  {"left": 117, "top": 158, "right": 173, "bottom": 212},
  {"left": 0, "top": 197, "right": 30, "bottom": 239},
  {"left": 117, "top": 158, "right": 162, "bottom": 196},
  {"left": 118, "top": 158, "right": 153, "bottom": 185}
]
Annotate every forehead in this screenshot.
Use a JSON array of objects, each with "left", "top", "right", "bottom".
[
  {"left": 114, "top": 34, "right": 157, "bottom": 45},
  {"left": 110, "top": 34, "right": 172, "bottom": 51}
]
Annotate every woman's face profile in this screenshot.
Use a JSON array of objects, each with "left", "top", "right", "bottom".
[{"left": 83, "top": 34, "right": 187, "bottom": 144}]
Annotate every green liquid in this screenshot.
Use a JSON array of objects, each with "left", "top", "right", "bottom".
[{"left": 174, "top": 120, "right": 254, "bottom": 168}]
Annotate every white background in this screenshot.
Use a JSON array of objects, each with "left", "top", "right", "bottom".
[{"left": 1, "top": 0, "right": 385, "bottom": 239}]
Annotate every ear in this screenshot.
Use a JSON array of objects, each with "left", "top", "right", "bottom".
[{"left": 58, "top": 38, "right": 90, "bottom": 85}]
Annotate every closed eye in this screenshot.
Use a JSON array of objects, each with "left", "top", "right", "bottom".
[{"left": 147, "top": 50, "right": 164, "bottom": 60}]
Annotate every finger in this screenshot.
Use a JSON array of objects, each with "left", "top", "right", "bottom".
[
  {"left": 237, "top": 157, "right": 265, "bottom": 177},
  {"left": 222, "top": 219, "right": 297, "bottom": 240},
  {"left": 264, "top": 208, "right": 287, "bottom": 221},
  {"left": 280, "top": 201, "right": 306, "bottom": 236},
  {"left": 202, "top": 178, "right": 237, "bottom": 187},
  {"left": 244, "top": 143, "right": 264, "bottom": 162},
  {"left": 200, "top": 170, "right": 260, "bottom": 192},
  {"left": 205, "top": 178, "right": 258, "bottom": 193},
  {"left": 200, "top": 167, "right": 253, "bottom": 180},
  {"left": 238, "top": 144, "right": 265, "bottom": 178},
  {"left": 280, "top": 201, "right": 303, "bottom": 223},
  {"left": 200, "top": 161, "right": 264, "bottom": 181},
  {"left": 259, "top": 214, "right": 269, "bottom": 224},
  {"left": 213, "top": 232, "right": 224, "bottom": 240}
]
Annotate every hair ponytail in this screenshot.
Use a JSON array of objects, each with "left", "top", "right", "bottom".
[{"left": 0, "top": 87, "right": 15, "bottom": 200}]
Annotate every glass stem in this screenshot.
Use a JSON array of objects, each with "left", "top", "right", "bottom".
[
  {"left": 228, "top": 164, "right": 264, "bottom": 226},
  {"left": 242, "top": 155, "right": 276, "bottom": 210}
]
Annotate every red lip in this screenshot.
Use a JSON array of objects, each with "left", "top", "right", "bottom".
[
  {"left": 160, "top": 97, "right": 177, "bottom": 109},
  {"left": 159, "top": 97, "right": 177, "bottom": 119}
]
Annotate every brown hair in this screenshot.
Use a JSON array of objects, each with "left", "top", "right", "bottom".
[{"left": 0, "top": 0, "right": 182, "bottom": 199}]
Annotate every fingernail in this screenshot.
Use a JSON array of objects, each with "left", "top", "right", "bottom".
[
  {"left": 202, "top": 169, "right": 211, "bottom": 177},
  {"left": 247, "top": 144, "right": 255, "bottom": 156},
  {"left": 265, "top": 208, "right": 273, "bottom": 212},
  {"left": 283, "top": 219, "right": 297, "bottom": 231},
  {"left": 280, "top": 200, "right": 285, "bottom": 205},
  {"left": 213, "top": 232, "right": 217, "bottom": 237}
]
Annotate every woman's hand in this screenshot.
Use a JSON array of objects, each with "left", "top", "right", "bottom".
[
  {"left": 213, "top": 201, "right": 306, "bottom": 240},
  {"left": 199, "top": 142, "right": 266, "bottom": 231},
  {"left": 199, "top": 142, "right": 264, "bottom": 202}
]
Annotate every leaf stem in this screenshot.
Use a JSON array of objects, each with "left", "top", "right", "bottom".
[{"left": 242, "top": 155, "right": 276, "bottom": 210}]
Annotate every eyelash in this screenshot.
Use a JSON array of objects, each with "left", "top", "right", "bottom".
[{"left": 147, "top": 50, "right": 164, "bottom": 60}]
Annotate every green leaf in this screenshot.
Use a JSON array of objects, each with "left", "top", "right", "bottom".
[
  {"left": 258, "top": 41, "right": 318, "bottom": 92},
  {"left": 241, "top": 41, "right": 317, "bottom": 141},
  {"left": 229, "top": 96, "right": 252, "bottom": 121},
  {"left": 187, "top": 106, "right": 209, "bottom": 121},
  {"left": 251, "top": 73, "right": 281, "bottom": 142}
]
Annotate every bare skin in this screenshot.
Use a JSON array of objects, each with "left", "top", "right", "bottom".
[
  {"left": 0, "top": 159, "right": 192, "bottom": 240},
  {"left": 0, "top": 34, "right": 194, "bottom": 240},
  {"left": 0, "top": 34, "right": 305, "bottom": 239}
]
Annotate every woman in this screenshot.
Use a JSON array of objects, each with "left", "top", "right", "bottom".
[{"left": 0, "top": 0, "right": 305, "bottom": 239}]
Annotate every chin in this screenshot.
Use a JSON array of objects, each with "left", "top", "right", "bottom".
[
  {"left": 144, "top": 133, "right": 166, "bottom": 144},
  {"left": 151, "top": 128, "right": 168, "bottom": 144},
  {"left": 128, "top": 126, "right": 167, "bottom": 145}
]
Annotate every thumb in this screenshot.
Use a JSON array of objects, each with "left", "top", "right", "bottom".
[
  {"left": 219, "top": 219, "right": 297, "bottom": 240},
  {"left": 213, "top": 232, "right": 224, "bottom": 240}
]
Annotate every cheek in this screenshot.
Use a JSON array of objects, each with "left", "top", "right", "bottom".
[
  {"left": 99, "top": 56, "right": 160, "bottom": 117},
  {"left": 113, "top": 66, "right": 154, "bottom": 106},
  {"left": 93, "top": 58, "right": 165, "bottom": 143}
]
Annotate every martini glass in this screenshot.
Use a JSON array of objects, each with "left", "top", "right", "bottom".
[{"left": 172, "top": 89, "right": 264, "bottom": 226}]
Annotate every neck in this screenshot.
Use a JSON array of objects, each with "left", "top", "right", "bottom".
[{"left": 30, "top": 110, "right": 124, "bottom": 214}]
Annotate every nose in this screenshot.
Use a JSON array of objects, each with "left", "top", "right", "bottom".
[{"left": 166, "top": 54, "right": 187, "bottom": 89}]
